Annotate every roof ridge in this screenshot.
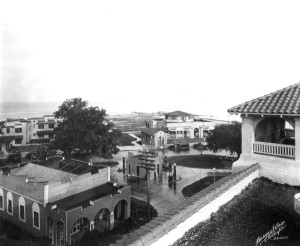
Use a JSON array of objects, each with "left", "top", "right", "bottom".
[{"left": 228, "top": 82, "right": 300, "bottom": 112}]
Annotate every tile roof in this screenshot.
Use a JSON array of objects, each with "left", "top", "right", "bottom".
[
  {"left": 165, "top": 111, "right": 195, "bottom": 117},
  {"left": 228, "top": 82, "right": 300, "bottom": 115},
  {"left": 12, "top": 163, "right": 77, "bottom": 183},
  {"left": 141, "top": 128, "right": 168, "bottom": 136}
]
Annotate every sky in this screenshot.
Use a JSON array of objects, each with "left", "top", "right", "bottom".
[{"left": 1, "top": 0, "right": 300, "bottom": 119}]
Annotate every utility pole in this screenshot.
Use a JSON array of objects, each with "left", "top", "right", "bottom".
[{"left": 138, "top": 150, "right": 156, "bottom": 221}]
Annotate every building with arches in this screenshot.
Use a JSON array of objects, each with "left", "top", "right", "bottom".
[
  {"left": 144, "top": 111, "right": 218, "bottom": 147},
  {"left": 228, "top": 82, "right": 300, "bottom": 185},
  {"left": 0, "top": 161, "right": 131, "bottom": 245}
]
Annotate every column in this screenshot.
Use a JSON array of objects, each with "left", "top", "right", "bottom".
[
  {"left": 240, "top": 116, "right": 255, "bottom": 155},
  {"left": 294, "top": 117, "right": 300, "bottom": 162}
]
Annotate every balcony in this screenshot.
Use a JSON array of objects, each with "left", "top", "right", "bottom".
[{"left": 253, "top": 141, "right": 295, "bottom": 159}]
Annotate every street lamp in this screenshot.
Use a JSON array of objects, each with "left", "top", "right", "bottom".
[{"left": 213, "top": 167, "right": 216, "bottom": 183}]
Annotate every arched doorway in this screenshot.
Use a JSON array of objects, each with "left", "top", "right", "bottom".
[
  {"left": 194, "top": 128, "right": 199, "bottom": 138},
  {"left": 94, "top": 208, "right": 110, "bottom": 232},
  {"left": 255, "top": 118, "right": 287, "bottom": 144},
  {"left": 114, "top": 200, "right": 128, "bottom": 223}
]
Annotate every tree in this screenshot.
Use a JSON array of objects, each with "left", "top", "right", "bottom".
[
  {"left": 206, "top": 121, "right": 241, "bottom": 158},
  {"left": 26, "top": 144, "right": 56, "bottom": 161},
  {"left": 53, "top": 98, "right": 121, "bottom": 161}
]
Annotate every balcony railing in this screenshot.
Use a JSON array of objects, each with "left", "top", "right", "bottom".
[{"left": 253, "top": 141, "right": 295, "bottom": 158}]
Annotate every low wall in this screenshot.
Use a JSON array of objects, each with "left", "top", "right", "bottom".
[
  {"left": 47, "top": 168, "right": 109, "bottom": 202},
  {"left": 110, "top": 164, "right": 259, "bottom": 246},
  {"left": 234, "top": 153, "right": 300, "bottom": 185}
]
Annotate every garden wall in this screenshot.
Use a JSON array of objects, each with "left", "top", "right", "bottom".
[{"left": 109, "top": 164, "right": 259, "bottom": 246}]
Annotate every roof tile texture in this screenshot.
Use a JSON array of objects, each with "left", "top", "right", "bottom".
[{"left": 228, "top": 82, "right": 300, "bottom": 115}]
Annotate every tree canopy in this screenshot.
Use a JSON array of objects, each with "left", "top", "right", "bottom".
[
  {"left": 26, "top": 144, "right": 56, "bottom": 161},
  {"left": 206, "top": 121, "right": 241, "bottom": 158},
  {"left": 53, "top": 98, "right": 121, "bottom": 160}
]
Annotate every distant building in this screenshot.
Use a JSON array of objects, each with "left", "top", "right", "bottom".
[
  {"left": 0, "top": 159, "right": 131, "bottom": 245},
  {"left": 144, "top": 110, "right": 219, "bottom": 146},
  {"left": 0, "top": 115, "right": 62, "bottom": 152},
  {"left": 140, "top": 128, "right": 168, "bottom": 147},
  {"left": 27, "top": 115, "right": 61, "bottom": 144}
]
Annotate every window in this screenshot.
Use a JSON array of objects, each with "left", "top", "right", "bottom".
[
  {"left": 38, "top": 125, "right": 44, "bottom": 129},
  {"left": 15, "top": 128, "right": 22, "bottom": 133},
  {"left": 49, "top": 133, "right": 54, "bottom": 138},
  {"left": 6, "top": 128, "right": 10, "bottom": 134},
  {"left": 0, "top": 188, "right": 3, "bottom": 210},
  {"left": 48, "top": 124, "right": 54, "bottom": 129},
  {"left": 7, "top": 192, "right": 13, "bottom": 215},
  {"left": 38, "top": 134, "right": 44, "bottom": 139},
  {"left": 32, "top": 202, "right": 40, "bottom": 229},
  {"left": 15, "top": 139, "right": 22, "bottom": 145},
  {"left": 19, "top": 197, "right": 26, "bottom": 222},
  {"left": 72, "top": 218, "right": 81, "bottom": 234}
]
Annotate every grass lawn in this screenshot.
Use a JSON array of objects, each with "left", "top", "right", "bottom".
[
  {"left": 167, "top": 154, "right": 233, "bottom": 169},
  {"left": 173, "top": 177, "right": 300, "bottom": 246},
  {"left": 117, "top": 133, "right": 137, "bottom": 146}
]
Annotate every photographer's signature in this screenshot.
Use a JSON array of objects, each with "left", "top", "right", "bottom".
[{"left": 256, "top": 221, "right": 288, "bottom": 246}]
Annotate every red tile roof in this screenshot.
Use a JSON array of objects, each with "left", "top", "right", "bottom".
[
  {"left": 141, "top": 128, "right": 167, "bottom": 136},
  {"left": 228, "top": 82, "right": 300, "bottom": 115},
  {"left": 165, "top": 111, "right": 195, "bottom": 117}
]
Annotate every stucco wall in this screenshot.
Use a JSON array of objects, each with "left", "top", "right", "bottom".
[
  {"left": 47, "top": 168, "right": 109, "bottom": 202},
  {"left": 0, "top": 187, "right": 48, "bottom": 237},
  {"left": 0, "top": 174, "right": 45, "bottom": 203},
  {"left": 234, "top": 153, "right": 300, "bottom": 185}
]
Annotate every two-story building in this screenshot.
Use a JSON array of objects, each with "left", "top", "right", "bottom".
[
  {"left": 27, "top": 115, "right": 61, "bottom": 144},
  {"left": 143, "top": 111, "right": 219, "bottom": 147},
  {"left": 0, "top": 159, "right": 131, "bottom": 245},
  {"left": 0, "top": 119, "right": 30, "bottom": 151},
  {"left": 228, "top": 82, "right": 300, "bottom": 185},
  {"left": 0, "top": 115, "right": 62, "bottom": 153}
]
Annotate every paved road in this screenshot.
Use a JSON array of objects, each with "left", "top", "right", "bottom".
[{"left": 111, "top": 163, "right": 230, "bottom": 215}]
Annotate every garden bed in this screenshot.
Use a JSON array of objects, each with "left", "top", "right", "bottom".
[
  {"left": 173, "top": 177, "right": 300, "bottom": 246},
  {"left": 167, "top": 154, "right": 233, "bottom": 169},
  {"left": 182, "top": 174, "right": 230, "bottom": 198}
]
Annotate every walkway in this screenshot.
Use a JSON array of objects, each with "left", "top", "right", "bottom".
[{"left": 111, "top": 163, "right": 230, "bottom": 215}]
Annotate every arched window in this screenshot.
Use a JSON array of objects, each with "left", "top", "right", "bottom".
[
  {"left": 19, "top": 197, "right": 26, "bottom": 222},
  {"left": 0, "top": 188, "right": 3, "bottom": 210},
  {"left": 32, "top": 202, "right": 40, "bottom": 229},
  {"left": 7, "top": 192, "right": 13, "bottom": 215}
]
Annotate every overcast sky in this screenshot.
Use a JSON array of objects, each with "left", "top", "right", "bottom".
[{"left": 1, "top": 0, "right": 300, "bottom": 119}]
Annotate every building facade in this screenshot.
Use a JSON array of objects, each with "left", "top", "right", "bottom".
[
  {"left": 145, "top": 111, "right": 217, "bottom": 142},
  {"left": 0, "top": 115, "right": 62, "bottom": 152},
  {"left": 0, "top": 161, "right": 131, "bottom": 245},
  {"left": 228, "top": 82, "right": 300, "bottom": 185}
]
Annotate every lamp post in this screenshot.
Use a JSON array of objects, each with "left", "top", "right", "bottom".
[
  {"left": 213, "top": 167, "right": 216, "bottom": 183},
  {"left": 122, "top": 155, "right": 125, "bottom": 174}
]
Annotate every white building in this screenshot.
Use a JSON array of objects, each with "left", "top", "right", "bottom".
[
  {"left": 0, "top": 115, "right": 61, "bottom": 152},
  {"left": 145, "top": 110, "right": 218, "bottom": 141},
  {"left": 228, "top": 82, "right": 300, "bottom": 185}
]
